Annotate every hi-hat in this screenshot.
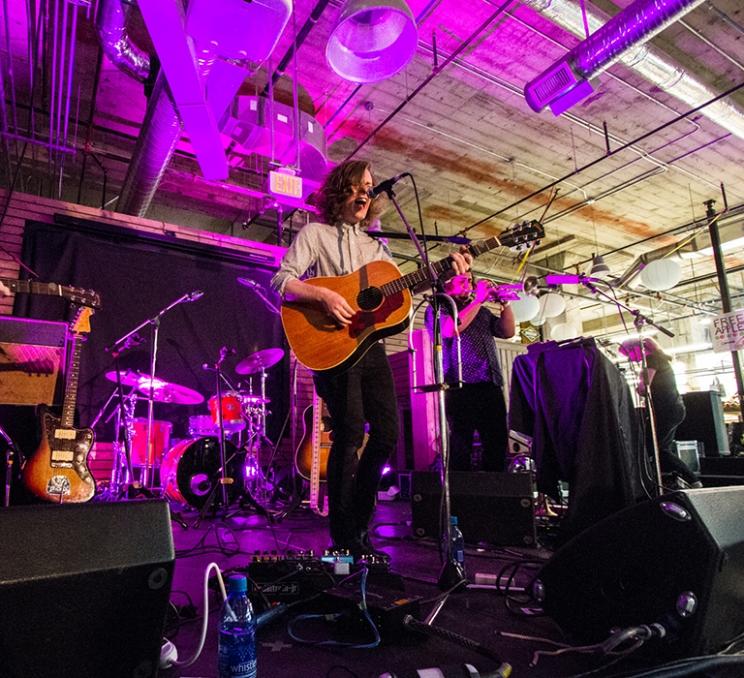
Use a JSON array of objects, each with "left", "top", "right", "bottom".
[
  {"left": 104, "top": 369, "right": 150, "bottom": 387},
  {"left": 235, "top": 348, "right": 284, "bottom": 375}
]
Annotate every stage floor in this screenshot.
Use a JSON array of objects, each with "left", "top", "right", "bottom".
[{"left": 157, "top": 496, "right": 720, "bottom": 678}]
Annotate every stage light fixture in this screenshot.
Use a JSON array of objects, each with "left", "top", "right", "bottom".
[{"left": 326, "top": 0, "right": 418, "bottom": 83}]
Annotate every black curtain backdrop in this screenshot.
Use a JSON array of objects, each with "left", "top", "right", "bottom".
[{"left": 13, "top": 217, "right": 288, "bottom": 448}]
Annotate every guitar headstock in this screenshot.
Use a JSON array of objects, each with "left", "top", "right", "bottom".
[
  {"left": 499, "top": 220, "right": 544, "bottom": 251},
  {"left": 70, "top": 305, "right": 95, "bottom": 335},
  {"left": 62, "top": 285, "right": 102, "bottom": 310}
]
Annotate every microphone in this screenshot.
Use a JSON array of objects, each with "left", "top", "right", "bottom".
[
  {"left": 187, "top": 289, "right": 204, "bottom": 301},
  {"left": 368, "top": 172, "right": 409, "bottom": 199},
  {"left": 544, "top": 274, "right": 599, "bottom": 285}
]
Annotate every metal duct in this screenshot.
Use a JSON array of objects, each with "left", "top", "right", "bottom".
[
  {"left": 523, "top": 0, "right": 744, "bottom": 139},
  {"left": 96, "top": 0, "right": 150, "bottom": 83},
  {"left": 116, "top": 71, "right": 190, "bottom": 216},
  {"left": 110, "top": 0, "right": 294, "bottom": 216}
]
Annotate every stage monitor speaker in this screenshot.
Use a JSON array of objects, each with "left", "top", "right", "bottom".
[
  {"left": 411, "top": 471, "right": 536, "bottom": 547},
  {"left": 0, "top": 500, "right": 175, "bottom": 678},
  {"left": 535, "top": 487, "right": 744, "bottom": 658},
  {"left": 676, "top": 390, "right": 729, "bottom": 457}
]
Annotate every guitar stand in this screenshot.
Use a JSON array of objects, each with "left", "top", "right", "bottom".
[{"left": 0, "top": 423, "right": 18, "bottom": 508}]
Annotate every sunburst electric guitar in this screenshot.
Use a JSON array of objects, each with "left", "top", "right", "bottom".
[
  {"left": 22, "top": 306, "right": 97, "bottom": 503},
  {"left": 281, "top": 221, "right": 544, "bottom": 374},
  {"left": 295, "top": 390, "right": 331, "bottom": 516}
]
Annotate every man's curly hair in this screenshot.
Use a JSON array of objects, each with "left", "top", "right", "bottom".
[{"left": 315, "top": 160, "right": 383, "bottom": 227}]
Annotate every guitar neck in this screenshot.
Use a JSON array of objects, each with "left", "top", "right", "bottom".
[
  {"left": 377, "top": 234, "right": 505, "bottom": 298},
  {"left": 0, "top": 277, "right": 101, "bottom": 309},
  {"left": 61, "top": 335, "right": 83, "bottom": 429}
]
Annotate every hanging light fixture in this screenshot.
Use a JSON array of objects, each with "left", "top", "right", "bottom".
[
  {"left": 639, "top": 258, "right": 682, "bottom": 291},
  {"left": 326, "top": 0, "right": 418, "bottom": 83},
  {"left": 590, "top": 254, "right": 611, "bottom": 278}
]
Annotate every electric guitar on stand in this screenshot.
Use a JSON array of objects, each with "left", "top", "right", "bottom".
[
  {"left": 280, "top": 221, "right": 544, "bottom": 374},
  {"left": 295, "top": 390, "right": 330, "bottom": 516},
  {"left": 22, "top": 306, "right": 97, "bottom": 503}
]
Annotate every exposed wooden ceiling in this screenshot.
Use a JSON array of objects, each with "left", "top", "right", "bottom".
[{"left": 1, "top": 0, "right": 743, "bottom": 343}]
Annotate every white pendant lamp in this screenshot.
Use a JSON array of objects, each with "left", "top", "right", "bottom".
[{"left": 326, "top": 0, "right": 418, "bottom": 83}]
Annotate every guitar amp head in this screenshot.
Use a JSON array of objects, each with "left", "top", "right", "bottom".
[{"left": 0, "top": 317, "right": 67, "bottom": 406}]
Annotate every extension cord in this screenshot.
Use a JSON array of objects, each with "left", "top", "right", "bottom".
[{"left": 159, "top": 639, "right": 178, "bottom": 669}]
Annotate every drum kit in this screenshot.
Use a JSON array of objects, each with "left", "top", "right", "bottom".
[{"left": 99, "top": 346, "right": 284, "bottom": 513}]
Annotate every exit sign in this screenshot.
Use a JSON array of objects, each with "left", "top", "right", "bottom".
[{"left": 269, "top": 170, "right": 303, "bottom": 199}]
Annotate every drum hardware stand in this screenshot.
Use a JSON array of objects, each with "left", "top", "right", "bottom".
[
  {"left": 99, "top": 337, "right": 148, "bottom": 499},
  {"left": 110, "top": 289, "right": 203, "bottom": 490}
]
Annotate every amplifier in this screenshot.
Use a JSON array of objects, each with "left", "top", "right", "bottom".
[
  {"left": 411, "top": 471, "right": 537, "bottom": 547},
  {"left": 0, "top": 316, "right": 67, "bottom": 406}
]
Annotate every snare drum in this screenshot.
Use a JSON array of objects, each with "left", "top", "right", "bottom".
[
  {"left": 131, "top": 418, "right": 172, "bottom": 467},
  {"left": 160, "top": 437, "right": 241, "bottom": 508},
  {"left": 208, "top": 391, "right": 245, "bottom": 431}
]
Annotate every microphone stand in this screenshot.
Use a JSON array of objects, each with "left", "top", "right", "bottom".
[
  {"left": 111, "top": 291, "right": 201, "bottom": 489},
  {"left": 194, "top": 347, "right": 233, "bottom": 525},
  {"left": 582, "top": 280, "right": 674, "bottom": 495},
  {"left": 379, "top": 183, "right": 466, "bottom": 595}
]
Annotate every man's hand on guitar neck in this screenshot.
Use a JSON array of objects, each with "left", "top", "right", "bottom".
[
  {"left": 0, "top": 281, "right": 10, "bottom": 296},
  {"left": 451, "top": 248, "right": 472, "bottom": 276}
]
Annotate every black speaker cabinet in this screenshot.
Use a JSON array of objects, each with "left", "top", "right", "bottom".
[
  {"left": 411, "top": 471, "right": 536, "bottom": 546},
  {"left": 536, "top": 487, "right": 744, "bottom": 657},
  {"left": 676, "top": 390, "right": 729, "bottom": 456},
  {"left": 0, "top": 500, "right": 175, "bottom": 678}
]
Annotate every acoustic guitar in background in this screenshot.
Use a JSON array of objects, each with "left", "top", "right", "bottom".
[
  {"left": 295, "top": 390, "right": 331, "bottom": 516},
  {"left": 22, "top": 306, "right": 97, "bottom": 503},
  {"left": 280, "top": 221, "right": 544, "bottom": 375}
]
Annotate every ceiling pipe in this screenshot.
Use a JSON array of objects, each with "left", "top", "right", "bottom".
[
  {"left": 95, "top": 0, "right": 150, "bottom": 83},
  {"left": 522, "top": 0, "right": 744, "bottom": 139}
]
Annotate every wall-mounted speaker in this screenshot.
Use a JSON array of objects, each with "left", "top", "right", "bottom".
[
  {"left": 0, "top": 500, "right": 175, "bottom": 678},
  {"left": 535, "top": 487, "right": 744, "bottom": 658}
]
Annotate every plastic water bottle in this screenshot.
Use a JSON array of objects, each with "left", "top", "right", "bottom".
[
  {"left": 450, "top": 515, "right": 465, "bottom": 572},
  {"left": 218, "top": 574, "right": 257, "bottom": 678}
]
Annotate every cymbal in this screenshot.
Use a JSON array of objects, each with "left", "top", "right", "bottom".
[
  {"left": 137, "top": 378, "right": 204, "bottom": 405},
  {"left": 104, "top": 370, "right": 203, "bottom": 405},
  {"left": 235, "top": 348, "right": 284, "bottom": 375},
  {"left": 104, "top": 369, "right": 149, "bottom": 388}
]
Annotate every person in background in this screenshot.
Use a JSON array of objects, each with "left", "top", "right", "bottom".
[
  {"left": 619, "top": 336, "right": 701, "bottom": 488},
  {"left": 425, "top": 273, "right": 515, "bottom": 473},
  {"left": 271, "top": 159, "right": 472, "bottom": 558}
]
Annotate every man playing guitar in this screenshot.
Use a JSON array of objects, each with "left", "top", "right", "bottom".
[{"left": 271, "top": 159, "right": 471, "bottom": 559}]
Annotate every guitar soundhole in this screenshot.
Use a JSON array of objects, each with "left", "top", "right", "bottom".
[{"left": 357, "top": 286, "right": 383, "bottom": 311}]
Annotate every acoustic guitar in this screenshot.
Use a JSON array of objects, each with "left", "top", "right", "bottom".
[
  {"left": 22, "top": 306, "right": 97, "bottom": 503},
  {"left": 280, "top": 221, "right": 543, "bottom": 374},
  {"left": 295, "top": 391, "right": 330, "bottom": 516}
]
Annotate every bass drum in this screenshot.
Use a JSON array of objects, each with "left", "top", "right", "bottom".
[{"left": 160, "top": 437, "right": 241, "bottom": 509}]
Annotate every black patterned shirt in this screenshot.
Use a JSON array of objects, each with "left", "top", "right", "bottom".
[{"left": 424, "top": 303, "right": 506, "bottom": 387}]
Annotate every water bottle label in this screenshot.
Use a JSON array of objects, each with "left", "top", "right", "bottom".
[{"left": 218, "top": 627, "right": 257, "bottom": 678}]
